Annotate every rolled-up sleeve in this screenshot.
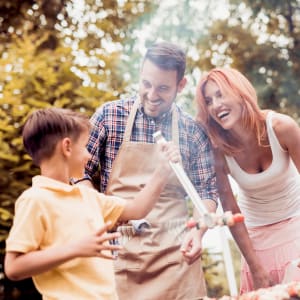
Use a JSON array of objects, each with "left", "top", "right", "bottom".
[
  {"left": 188, "top": 125, "right": 218, "bottom": 204},
  {"left": 85, "top": 106, "right": 106, "bottom": 178}
]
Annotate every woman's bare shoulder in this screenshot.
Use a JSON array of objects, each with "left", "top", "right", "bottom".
[
  {"left": 271, "top": 111, "right": 298, "bottom": 132},
  {"left": 271, "top": 111, "right": 300, "bottom": 150}
]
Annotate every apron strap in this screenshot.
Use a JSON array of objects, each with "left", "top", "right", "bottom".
[
  {"left": 124, "top": 98, "right": 140, "bottom": 142},
  {"left": 171, "top": 104, "right": 179, "bottom": 146}
]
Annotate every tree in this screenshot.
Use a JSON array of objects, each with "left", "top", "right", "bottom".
[
  {"left": 195, "top": 0, "right": 300, "bottom": 117},
  {"left": 0, "top": 1, "right": 156, "bottom": 297},
  {"left": 0, "top": 0, "right": 67, "bottom": 34},
  {"left": 0, "top": 0, "right": 156, "bottom": 236},
  {"left": 1, "top": 0, "right": 299, "bottom": 296},
  {"left": 134, "top": 0, "right": 300, "bottom": 119}
]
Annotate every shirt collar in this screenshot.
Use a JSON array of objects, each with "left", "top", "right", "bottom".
[
  {"left": 32, "top": 175, "right": 77, "bottom": 193},
  {"left": 137, "top": 102, "right": 174, "bottom": 123}
]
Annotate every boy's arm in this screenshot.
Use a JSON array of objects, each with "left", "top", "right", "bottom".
[
  {"left": 5, "top": 223, "right": 121, "bottom": 281},
  {"left": 5, "top": 247, "right": 77, "bottom": 281},
  {"left": 118, "top": 142, "right": 179, "bottom": 221}
]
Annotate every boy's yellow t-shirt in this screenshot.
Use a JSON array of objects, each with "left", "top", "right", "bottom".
[{"left": 6, "top": 175, "right": 125, "bottom": 300}]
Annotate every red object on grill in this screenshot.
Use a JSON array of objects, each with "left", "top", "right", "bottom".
[
  {"left": 232, "top": 213, "right": 244, "bottom": 223},
  {"left": 186, "top": 212, "right": 245, "bottom": 230}
]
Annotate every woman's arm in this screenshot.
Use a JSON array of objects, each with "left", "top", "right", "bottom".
[
  {"left": 272, "top": 112, "right": 300, "bottom": 172},
  {"left": 213, "top": 149, "right": 272, "bottom": 289}
]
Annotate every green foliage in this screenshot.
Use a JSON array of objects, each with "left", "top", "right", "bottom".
[
  {"left": 0, "top": 0, "right": 156, "bottom": 264},
  {"left": 0, "top": 1, "right": 156, "bottom": 230},
  {"left": 194, "top": 0, "right": 300, "bottom": 117},
  {"left": 1, "top": 0, "right": 299, "bottom": 297},
  {"left": 0, "top": 33, "right": 90, "bottom": 249},
  {"left": 0, "top": 0, "right": 156, "bottom": 297},
  {"left": 136, "top": 0, "right": 300, "bottom": 120},
  {"left": 0, "top": 0, "right": 68, "bottom": 42}
]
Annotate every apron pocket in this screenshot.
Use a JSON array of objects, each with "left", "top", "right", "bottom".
[
  {"left": 114, "top": 235, "right": 143, "bottom": 270},
  {"left": 114, "top": 222, "right": 185, "bottom": 271}
]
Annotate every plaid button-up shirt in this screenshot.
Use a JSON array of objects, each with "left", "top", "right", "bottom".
[{"left": 85, "top": 96, "right": 218, "bottom": 203}]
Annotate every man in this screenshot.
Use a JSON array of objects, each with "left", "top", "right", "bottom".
[{"left": 82, "top": 42, "right": 218, "bottom": 299}]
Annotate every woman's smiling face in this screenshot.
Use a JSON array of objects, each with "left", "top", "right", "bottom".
[{"left": 203, "top": 79, "right": 243, "bottom": 131}]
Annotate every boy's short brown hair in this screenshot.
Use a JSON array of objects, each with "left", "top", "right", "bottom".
[{"left": 22, "top": 107, "right": 90, "bottom": 166}]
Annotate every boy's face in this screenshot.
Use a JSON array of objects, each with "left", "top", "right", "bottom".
[{"left": 69, "top": 130, "right": 91, "bottom": 179}]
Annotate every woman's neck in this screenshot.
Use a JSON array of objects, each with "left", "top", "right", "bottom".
[{"left": 230, "top": 126, "right": 257, "bottom": 148}]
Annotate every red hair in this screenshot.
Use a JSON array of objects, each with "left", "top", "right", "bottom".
[{"left": 195, "top": 68, "right": 266, "bottom": 155}]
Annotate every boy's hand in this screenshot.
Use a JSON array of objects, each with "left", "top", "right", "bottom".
[{"left": 70, "top": 222, "right": 122, "bottom": 260}]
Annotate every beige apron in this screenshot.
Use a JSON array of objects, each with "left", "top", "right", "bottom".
[{"left": 106, "top": 99, "right": 206, "bottom": 300}]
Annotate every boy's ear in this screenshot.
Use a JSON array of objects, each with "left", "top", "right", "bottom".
[{"left": 61, "top": 137, "right": 72, "bottom": 157}]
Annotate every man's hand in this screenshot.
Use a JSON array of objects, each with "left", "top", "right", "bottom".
[{"left": 180, "top": 228, "right": 203, "bottom": 265}]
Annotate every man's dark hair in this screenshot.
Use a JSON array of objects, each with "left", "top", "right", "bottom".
[
  {"left": 22, "top": 107, "right": 90, "bottom": 166},
  {"left": 143, "top": 41, "right": 186, "bottom": 83}
]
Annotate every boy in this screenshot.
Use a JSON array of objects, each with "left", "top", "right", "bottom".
[{"left": 4, "top": 107, "right": 179, "bottom": 300}]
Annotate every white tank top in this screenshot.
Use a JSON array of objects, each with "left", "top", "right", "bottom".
[{"left": 225, "top": 112, "right": 300, "bottom": 227}]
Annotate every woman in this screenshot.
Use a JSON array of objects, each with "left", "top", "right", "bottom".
[{"left": 195, "top": 67, "right": 300, "bottom": 293}]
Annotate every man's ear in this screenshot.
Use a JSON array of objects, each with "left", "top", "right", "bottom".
[
  {"left": 177, "top": 77, "right": 187, "bottom": 93},
  {"left": 61, "top": 137, "right": 72, "bottom": 157}
]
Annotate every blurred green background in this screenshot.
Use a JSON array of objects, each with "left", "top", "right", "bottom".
[{"left": 0, "top": 0, "right": 299, "bottom": 298}]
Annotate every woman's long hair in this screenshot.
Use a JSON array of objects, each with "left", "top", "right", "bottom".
[{"left": 195, "top": 68, "right": 266, "bottom": 155}]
